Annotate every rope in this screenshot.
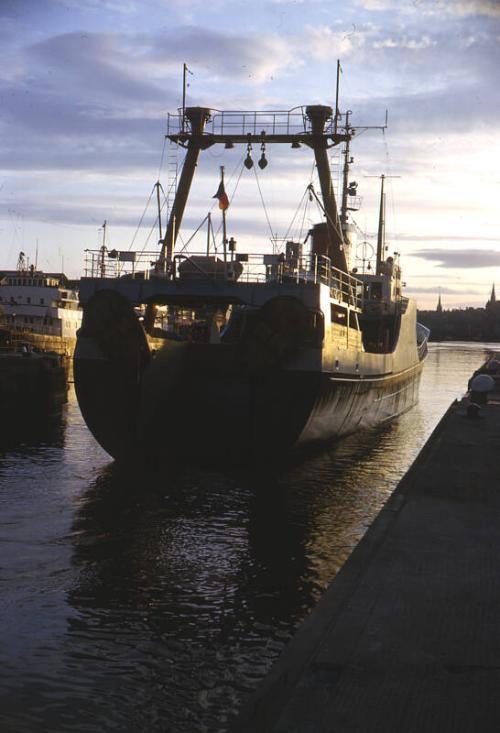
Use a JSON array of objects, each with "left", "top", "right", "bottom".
[
  {"left": 282, "top": 186, "right": 309, "bottom": 243},
  {"left": 283, "top": 161, "right": 316, "bottom": 243},
  {"left": 252, "top": 165, "right": 275, "bottom": 241},
  {"left": 157, "top": 135, "right": 167, "bottom": 181},
  {"left": 137, "top": 195, "right": 169, "bottom": 259},
  {"left": 382, "top": 128, "right": 399, "bottom": 250},
  {"left": 128, "top": 185, "right": 156, "bottom": 251},
  {"left": 177, "top": 214, "right": 210, "bottom": 253}
]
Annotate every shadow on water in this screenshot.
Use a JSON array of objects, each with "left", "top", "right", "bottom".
[
  {"left": 0, "top": 410, "right": 66, "bottom": 455},
  {"left": 0, "top": 346, "right": 489, "bottom": 732},
  {"left": 61, "top": 421, "right": 400, "bottom": 731}
]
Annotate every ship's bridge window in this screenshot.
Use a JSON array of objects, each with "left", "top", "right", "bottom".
[{"left": 331, "top": 305, "right": 347, "bottom": 325}]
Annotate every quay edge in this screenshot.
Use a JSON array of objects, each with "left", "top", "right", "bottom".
[{"left": 231, "top": 386, "right": 500, "bottom": 732}]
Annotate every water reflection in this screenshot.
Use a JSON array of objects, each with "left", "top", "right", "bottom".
[
  {"left": 0, "top": 345, "right": 493, "bottom": 732},
  {"left": 0, "top": 409, "right": 66, "bottom": 455},
  {"left": 63, "top": 414, "right": 431, "bottom": 730}
]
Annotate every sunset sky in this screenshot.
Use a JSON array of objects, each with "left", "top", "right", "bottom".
[{"left": 1, "top": 0, "right": 499, "bottom": 309}]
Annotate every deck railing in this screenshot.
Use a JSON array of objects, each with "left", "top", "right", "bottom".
[
  {"left": 83, "top": 249, "right": 364, "bottom": 310},
  {"left": 166, "top": 107, "right": 341, "bottom": 139}
]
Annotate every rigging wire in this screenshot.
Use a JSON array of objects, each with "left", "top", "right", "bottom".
[
  {"left": 137, "top": 196, "right": 169, "bottom": 258},
  {"left": 157, "top": 135, "right": 167, "bottom": 181},
  {"left": 176, "top": 214, "right": 211, "bottom": 252},
  {"left": 252, "top": 165, "right": 275, "bottom": 242},
  {"left": 282, "top": 161, "right": 316, "bottom": 244},
  {"left": 128, "top": 185, "right": 156, "bottom": 252},
  {"left": 382, "top": 128, "right": 399, "bottom": 251},
  {"left": 175, "top": 153, "right": 245, "bottom": 255}
]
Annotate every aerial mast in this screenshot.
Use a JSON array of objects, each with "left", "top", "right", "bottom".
[
  {"left": 365, "top": 174, "right": 399, "bottom": 274},
  {"left": 340, "top": 110, "right": 353, "bottom": 230},
  {"left": 99, "top": 220, "right": 107, "bottom": 279}
]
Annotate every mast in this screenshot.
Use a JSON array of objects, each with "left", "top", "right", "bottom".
[
  {"left": 340, "top": 110, "right": 352, "bottom": 231},
  {"left": 100, "top": 220, "right": 107, "bottom": 279},
  {"left": 220, "top": 165, "right": 228, "bottom": 265},
  {"left": 155, "top": 181, "right": 163, "bottom": 242},
  {"left": 334, "top": 60, "right": 341, "bottom": 136},
  {"left": 159, "top": 106, "right": 211, "bottom": 269},
  {"left": 305, "top": 105, "right": 347, "bottom": 273},
  {"left": 366, "top": 173, "right": 399, "bottom": 274},
  {"left": 376, "top": 174, "right": 386, "bottom": 275}
]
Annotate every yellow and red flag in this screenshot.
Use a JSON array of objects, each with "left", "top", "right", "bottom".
[{"left": 213, "top": 181, "right": 229, "bottom": 211}]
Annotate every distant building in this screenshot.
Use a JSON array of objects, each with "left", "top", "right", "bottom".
[
  {"left": 436, "top": 292, "right": 443, "bottom": 313},
  {"left": 486, "top": 283, "right": 496, "bottom": 308}
]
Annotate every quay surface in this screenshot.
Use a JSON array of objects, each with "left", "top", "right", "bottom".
[{"left": 233, "top": 394, "right": 500, "bottom": 732}]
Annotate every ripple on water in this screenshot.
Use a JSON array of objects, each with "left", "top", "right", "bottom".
[{"left": 0, "top": 345, "right": 491, "bottom": 731}]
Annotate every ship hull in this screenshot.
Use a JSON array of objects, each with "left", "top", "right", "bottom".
[
  {"left": 74, "top": 288, "right": 425, "bottom": 465},
  {"left": 74, "top": 338, "right": 423, "bottom": 465}
]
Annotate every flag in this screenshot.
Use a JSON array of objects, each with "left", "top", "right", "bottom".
[{"left": 213, "top": 181, "right": 229, "bottom": 211}]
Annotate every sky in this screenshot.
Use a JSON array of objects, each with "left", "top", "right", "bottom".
[{"left": 1, "top": 0, "right": 499, "bottom": 309}]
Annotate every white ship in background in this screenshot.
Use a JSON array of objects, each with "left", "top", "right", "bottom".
[{"left": 0, "top": 252, "right": 82, "bottom": 356}]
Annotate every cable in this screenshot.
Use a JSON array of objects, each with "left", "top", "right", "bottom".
[
  {"left": 157, "top": 135, "right": 167, "bottom": 181},
  {"left": 252, "top": 165, "right": 275, "bottom": 241},
  {"left": 128, "top": 185, "right": 155, "bottom": 251}
]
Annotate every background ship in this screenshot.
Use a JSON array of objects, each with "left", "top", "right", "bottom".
[
  {"left": 74, "top": 101, "right": 429, "bottom": 464},
  {"left": 0, "top": 251, "right": 82, "bottom": 359}
]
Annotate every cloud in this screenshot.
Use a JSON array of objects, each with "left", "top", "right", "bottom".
[
  {"left": 410, "top": 249, "right": 500, "bottom": 268},
  {"left": 302, "top": 25, "right": 367, "bottom": 60},
  {"left": 406, "top": 285, "right": 482, "bottom": 294},
  {"left": 353, "top": 0, "right": 500, "bottom": 16},
  {"left": 398, "top": 234, "right": 500, "bottom": 242},
  {"left": 444, "top": 0, "right": 500, "bottom": 17},
  {"left": 373, "top": 35, "right": 435, "bottom": 50}
]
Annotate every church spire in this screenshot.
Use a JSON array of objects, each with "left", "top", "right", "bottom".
[
  {"left": 486, "top": 283, "right": 496, "bottom": 309},
  {"left": 436, "top": 290, "right": 443, "bottom": 313}
]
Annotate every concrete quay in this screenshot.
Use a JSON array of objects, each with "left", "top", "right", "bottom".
[{"left": 233, "top": 394, "right": 500, "bottom": 732}]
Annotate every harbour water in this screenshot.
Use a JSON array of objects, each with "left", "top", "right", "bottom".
[{"left": 0, "top": 343, "right": 492, "bottom": 732}]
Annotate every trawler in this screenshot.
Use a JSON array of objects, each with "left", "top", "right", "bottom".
[{"left": 74, "top": 101, "right": 428, "bottom": 464}]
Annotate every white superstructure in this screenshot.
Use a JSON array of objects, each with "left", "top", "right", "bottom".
[{"left": 0, "top": 267, "right": 82, "bottom": 338}]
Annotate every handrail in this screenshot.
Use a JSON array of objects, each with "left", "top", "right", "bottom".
[
  {"left": 82, "top": 249, "right": 364, "bottom": 310},
  {"left": 166, "top": 106, "right": 341, "bottom": 139}
]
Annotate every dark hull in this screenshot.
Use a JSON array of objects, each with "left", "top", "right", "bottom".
[
  {"left": 74, "top": 339, "right": 423, "bottom": 465},
  {"left": 74, "top": 289, "right": 424, "bottom": 465},
  {"left": 300, "top": 362, "right": 424, "bottom": 445}
]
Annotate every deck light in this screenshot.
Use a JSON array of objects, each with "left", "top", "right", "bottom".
[
  {"left": 224, "top": 141, "right": 235, "bottom": 149},
  {"left": 291, "top": 140, "right": 301, "bottom": 149}
]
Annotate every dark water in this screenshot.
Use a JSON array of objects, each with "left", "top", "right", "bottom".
[{"left": 0, "top": 343, "right": 492, "bottom": 731}]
